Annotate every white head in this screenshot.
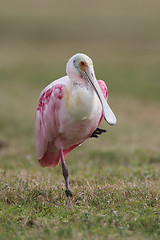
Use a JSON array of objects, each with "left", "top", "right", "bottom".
[
  {"left": 66, "top": 53, "right": 93, "bottom": 80},
  {"left": 66, "top": 53, "right": 117, "bottom": 125}
]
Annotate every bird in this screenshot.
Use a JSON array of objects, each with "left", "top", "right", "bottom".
[{"left": 35, "top": 53, "right": 116, "bottom": 197}]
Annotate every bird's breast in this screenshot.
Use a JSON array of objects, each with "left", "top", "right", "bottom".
[
  {"left": 65, "top": 87, "right": 101, "bottom": 121},
  {"left": 55, "top": 86, "right": 102, "bottom": 150}
]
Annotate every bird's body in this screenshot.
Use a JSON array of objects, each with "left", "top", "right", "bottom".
[
  {"left": 35, "top": 53, "right": 116, "bottom": 196},
  {"left": 36, "top": 76, "right": 105, "bottom": 167}
]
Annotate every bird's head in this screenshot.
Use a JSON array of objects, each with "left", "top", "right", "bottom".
[
  {"left": 72, "top": 53, "right": 93, "bottom": 76},
  {"left": 66, "top": 53, "right": 117, "bottom": 125},
  {"left": 66, "top": 53, "right": 93, "bottom": 79}
]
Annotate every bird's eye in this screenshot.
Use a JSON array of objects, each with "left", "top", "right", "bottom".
[{"left": 80, "top": 61, "right": 85, "bottom": 66}]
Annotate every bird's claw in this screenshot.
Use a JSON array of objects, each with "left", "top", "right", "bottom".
[
  {"left": 65, "top": 189, "right": 73, "bottom": 197},
  {"left": 90, "top": 128, "right": 107, "bottom": 138}
]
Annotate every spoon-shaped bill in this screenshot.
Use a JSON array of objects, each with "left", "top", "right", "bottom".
[{"left": 84, "top": 68, "right": 117, "bottom": 125}]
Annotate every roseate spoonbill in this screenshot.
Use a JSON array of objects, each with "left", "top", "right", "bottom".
[{"left": 35, "top": 53, "right": 116, "bottom": 197}]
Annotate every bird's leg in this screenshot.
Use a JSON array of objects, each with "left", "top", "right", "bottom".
[
  {"left": 90, "top": 128, "right": 107, "bottom": 138},
  {"left": 60, "top": 149, "right": 72, "bottom": 197}
]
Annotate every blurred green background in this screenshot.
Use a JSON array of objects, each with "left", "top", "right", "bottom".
[{"left": 0, "top": 0, "right": 160, "bottom": 158}]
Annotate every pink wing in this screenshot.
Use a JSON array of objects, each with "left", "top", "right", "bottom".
[
  {"left": 97, "top": 80, "right": 108, "bottom": 126},
  {"left": 35, "top": 77, "right": 70, "bottom": 168}
]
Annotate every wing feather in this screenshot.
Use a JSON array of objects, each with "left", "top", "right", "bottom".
[
  {"left": 97, "top": 80, "right": 108, "bottom": 100},
  {"left": 97, "top": 80, "right": 108, "bottom": 126},
  {"left": 35, "top": 76, "right": 70, "bottom": 160}
]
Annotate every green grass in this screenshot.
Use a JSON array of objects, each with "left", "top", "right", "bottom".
[
  {"left": 0, "top": 0, "right": 160, "bottom": 239},
  {"left": 0, "top": 151, "right": 159, "bottom": 240}
]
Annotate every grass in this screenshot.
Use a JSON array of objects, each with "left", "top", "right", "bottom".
[
  {"left": 0, "top": 152, "right": 159, "bottom": 240},
  {"left": 0, "top": 0, "right": 160, "bottom": 239}
]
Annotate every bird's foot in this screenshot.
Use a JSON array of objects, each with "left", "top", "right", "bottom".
[
  {"left": 90, "top": 128, "right": 107, "bottom": 138},
  {"left": 65, "top": 189, "right": 73, "bottom": 197}
]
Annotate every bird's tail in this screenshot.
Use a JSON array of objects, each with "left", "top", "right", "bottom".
[
  {"left": 38, "top": 151, "right": 61, "bottom": 168},
  {"left": 38, "top": 143, "right": 82, "bottom": 168}
]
